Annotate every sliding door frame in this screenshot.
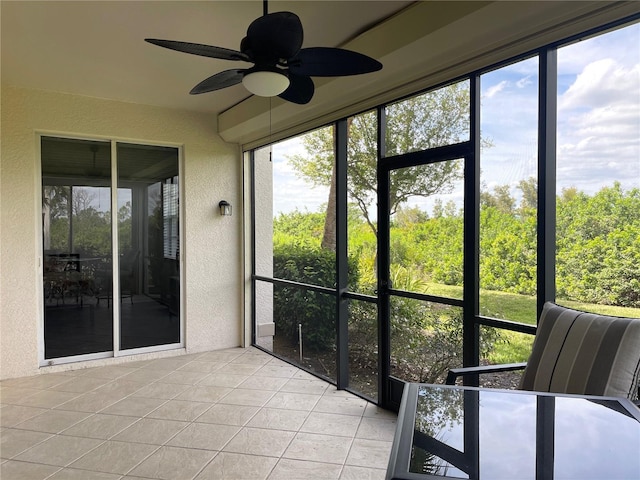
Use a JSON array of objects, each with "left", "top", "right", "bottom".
[{"left": 37, "top": 132, "right": 185, "bottom": 367}]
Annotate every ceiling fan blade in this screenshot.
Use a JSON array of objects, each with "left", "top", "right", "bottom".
[
  {"left": 145, "top": 39, "right": 249, "bottom": 62},
  {"left": 244, "top": 12, "right": 303, "bottom": 61},
  {"left": 289, "top": 47, "right": 382, "bottom": 77},
  {"left": 278, "top": 74, "right": 314, "bottom": 104},
  {"left": 190, "top": 69, "right": 245, "bottom": 95}
]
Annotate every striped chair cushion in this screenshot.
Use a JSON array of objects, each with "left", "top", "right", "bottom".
[{"left": 519, "top": 302, "right": 640, "bottom": 400}]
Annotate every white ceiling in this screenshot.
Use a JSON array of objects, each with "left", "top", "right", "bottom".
[{"left": 1, "top": 0, "right": 413, "bottom": 115}]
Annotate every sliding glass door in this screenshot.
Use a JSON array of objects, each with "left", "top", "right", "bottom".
[{"left": 41, "top": 136, "right": 181, "bottom": 363}]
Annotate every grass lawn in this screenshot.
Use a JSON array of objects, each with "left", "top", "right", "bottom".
[{"left": 425, "top": 282, "right": 640, "bottom": 363}]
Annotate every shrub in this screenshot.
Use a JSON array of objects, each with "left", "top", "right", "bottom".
[{"left": 273, "top": 244, "right": 359, "bottom": 350}]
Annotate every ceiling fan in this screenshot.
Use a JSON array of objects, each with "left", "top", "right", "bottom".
[{"left": 145, "top": 0, "right": 382, "bottom": 104}]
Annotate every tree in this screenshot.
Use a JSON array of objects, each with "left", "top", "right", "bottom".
[
  {"left": 289, "top": 82, "right": 474, "bottom": 249},
  {"left": 518, "top": 176, "right": 537, "bottom": 211},
  {"left": 480, "top": 184, "right": 515, "bottom": 214}
]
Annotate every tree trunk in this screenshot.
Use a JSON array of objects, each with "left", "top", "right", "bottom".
[{"left": 321, "top": 161, "right": 337, "bottom": 251}]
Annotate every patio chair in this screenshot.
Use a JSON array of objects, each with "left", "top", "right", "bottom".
[{"left": 446, "top": 302, "right": 640, "bottom": 401}]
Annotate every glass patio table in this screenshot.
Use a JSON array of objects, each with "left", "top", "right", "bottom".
[{"left": 386, "top": 383, "right": 640, "bottom": 480}]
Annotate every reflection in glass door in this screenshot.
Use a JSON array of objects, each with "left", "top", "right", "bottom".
[
  {"left": 41, "top": 137, "right": 181, "bottom": 362},
  {"left": 42, "top": 138, "right": 114, "bottom": 359},
  {"left": 117, "top": 143, "right": 180, "bottom": 350},
  {"left": 380, "top": 157, "right": 468, "bottom": 406}
]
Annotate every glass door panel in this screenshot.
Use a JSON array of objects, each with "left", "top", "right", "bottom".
[
  {"left": 384, "top": 158, "right": 466, "bottom": 394},
  {"left": 42, "top": 138, "right": 113, "bottom": 359},
  {"left": 117, "top": 143, "right": 180, "bottom": 350},
  {"left": 389, "top": 160, "right": 465, "bottom": 299}
]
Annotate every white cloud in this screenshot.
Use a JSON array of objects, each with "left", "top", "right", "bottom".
[
  {"left": 516, "top": 75, "right": 533, "bottom": 89},
  {"left": 484, "top": 80, "right": 509, "bottom": 99},
  {"left": 559, "top": 59, "right": 640, "bottom": 110},
  {"left": 556, "top": 56, "right": 640, "bottom": 193}
]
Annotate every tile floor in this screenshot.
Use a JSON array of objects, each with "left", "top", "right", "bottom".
[{"left": 0, "top": 347, "right": 397, "bottom": 479}]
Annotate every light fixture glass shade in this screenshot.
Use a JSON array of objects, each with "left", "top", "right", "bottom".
[
  {"left": 242, "top": 70, "right": 290, "bottom": 97},
  {"left": 219, "top": 200, "right": 232, "bottom": 216}
]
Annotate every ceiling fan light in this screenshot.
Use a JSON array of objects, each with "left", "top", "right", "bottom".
[{"left": 242, "top": 70, "right": 290, "bottom": 97}]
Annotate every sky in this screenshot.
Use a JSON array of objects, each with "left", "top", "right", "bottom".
[{"left": 269, "top": 21, "right": 640, "bottom": 217}]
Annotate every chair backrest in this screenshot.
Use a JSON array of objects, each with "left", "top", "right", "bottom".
[{"left": 520, "top": 302, "right": 640, "bottom": 400}]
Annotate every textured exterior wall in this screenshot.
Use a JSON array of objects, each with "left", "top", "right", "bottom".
[
  {"left": 253, "top": 147, "right": 274, "bottom": 350},
  {"left": 0, "top": 85, "right": 242, "bottom": 379}
]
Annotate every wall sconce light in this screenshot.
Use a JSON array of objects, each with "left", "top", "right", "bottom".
[{"left": 219, "top": 200, "right": 232, "bottom": 216}]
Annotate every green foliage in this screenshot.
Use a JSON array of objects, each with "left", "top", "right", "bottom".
[
  {"left": 273, "top": 243, "right": 359, "bottom": 350},
  {"left": 273, "top": 209, "right": 325, "bottom": 249},
  {"left": 288, "top": 85, "right": 471, "bottom": 237},
  {"left": 556, "top": 183, "right": 640, "bottom": 307}
]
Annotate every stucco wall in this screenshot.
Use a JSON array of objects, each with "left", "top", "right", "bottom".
[{"left": 0, "top": 85, "right": 242, "bottom": 379}]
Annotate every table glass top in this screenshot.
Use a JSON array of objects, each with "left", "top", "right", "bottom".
[{"left": 410, "top": 386, "right": 640, "bottom": 479}]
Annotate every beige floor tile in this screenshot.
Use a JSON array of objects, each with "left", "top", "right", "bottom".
[
  {"left": 223, "top": 427, "right": 295, "bottom": 457},
  {"left": 49, "top": 376, "right": 111, "bottom": 393},
  {"left": 246, "top": 407, "right": 309, "bottom": 431},
  {"left": 0, "top": 349, "right": 399, "bottom": 480},
  {"left": 60, "top": 413, "right": 139, "bottom": 440},
  {"left": 355, "top": 416, "right": 397, "bottom": 441},
  {"left": 141, "top": 358, "right": 193, "bottom": 371},
  {"left": 197, "top": 373, "right": 249, "bottom": 388},
  {"left": 345, "top": 438, "right": 393, "bottom": 469},
  {"left": 69, "top": 440, "right": 158, "bottom": 474},
  {"left": 0, "top": 404, "right": 48, "bottom": 427},
  {"left": 176, "top": 360, "right": 225, "bottom": 373},
  {"left": 0, "top": 377, "right": 30, "bottom": 387},
  {"left": 218, "top": 363, "right": 262, "bottom": 375},
  {"left": 131, "top": 381, "right": 190, "bottom": 400},
  {"left": 81, "top": 365, "right": 139, "bottom": 380},
  {"left": 176, "top": 385, "right": 233, "bottom": 403},
  {"left": 292, "top": 370, "right": 318, "bottom": 380},
  {"left": 340, "top": 465, "right": 387, "bottom": 480},
  {"left": 229, "top": 353, "right": 272, "bottom": 366},
  {"left": 280, "top": 378, "right": 330, "bottom": 394},
  {"left": 0, "top": 386, "right": 42, "bottom": 404},
  {"left": 300, "top": 412, "right": 362, "bottom": 437},
  {"left": 268, "top": 458, "right": 342, "bottom": 480},
  {"left": 219, "top": 388, "right": 276, "bottom": 407},
  {"left": 255, "top": 364, "right": 300, "bottom": 378},
  {"left": 238, "top": 375, "right": 289, "bottom": 391},
  {"left": 195, "top": 452, "right": 277, "bottom": 480},
  {"left": 10, "top": 374, "right": 71, "bottom": 390},
  {"left": 194, "top": 403, "right": 259, "bottom": 426},
  {"left": 196, "top": 350, "right": 243, "bottom": 363},
  {"left": 0, "top": 460, "right": 60, "bottom": 479},
  {"left": 121, "top": 368, "right": 172, "bottom": 384},
  {"left": 14, "top": 390, "right": 81, "bottom": 409},
  {"left": 314, "top": 395, "right": 367, "bottom": 416},
  {"left": 15, "top": 409, "right": 90, "bottom": 434},
  {"left": 283, "top": 432, "right": 353, "bottom": 464},
  {"left": 91, "top": 379, "right": 145, "bottom": 397},
  {"left": 158, "top": 370, "right": 210, "bottom": 385},
  {"left": 49, "top": 467, "right": 122, "bottom": 479},
  {"left": 0, "top": 428, "right": 52, "bottom": 459},
  {"left": 54, "top": 392, "right": 123, "bottom": 413},
  {"left": 147, "top": 399, "right": 211, "bottom": 422},
  {"left": 324, "top": 387, "right": 359, "bottom": 398},
  {"left": 100, "top": 396, "right": 166, "bottom": 417},
  {"left": 167, "top": 422, "right": 240, "bottom": 450},
  {"left": 265, "top": 392, "right": 322, "bottom": 411},
  {"left": 112, "top": 417, "right": 188, "bottom": 445},
  {"left": 15, "top": 434, "right": 103, "bottom": 467},
  {"left": 128, "top": 445, "right": 216, "bottom": 480}
]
